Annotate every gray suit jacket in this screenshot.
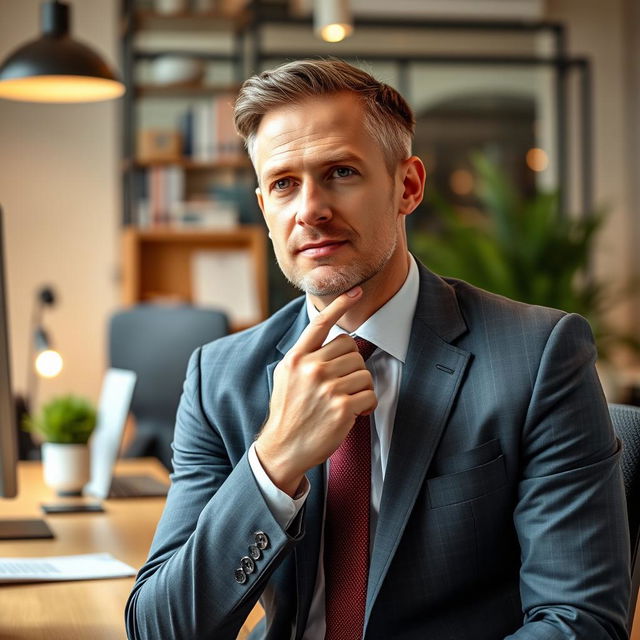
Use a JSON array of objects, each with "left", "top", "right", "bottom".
[{"left": 125, "top": 262, "right": 630, "bottom": 640}]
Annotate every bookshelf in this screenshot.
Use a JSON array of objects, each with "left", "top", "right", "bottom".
[{"left": 120, "top": 1, "right": 267, "bottom": 324}]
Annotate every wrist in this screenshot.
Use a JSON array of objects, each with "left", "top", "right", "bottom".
[{"left": 254, "top": 438, "right": 304, "bottom": 498}]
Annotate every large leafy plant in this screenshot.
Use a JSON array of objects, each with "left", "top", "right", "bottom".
[
  {"left": 410, "top": 152, "right": 634, "bottom": 360},
  {"left": 24, "top": 394, "right": 97, "bottom": 444}
]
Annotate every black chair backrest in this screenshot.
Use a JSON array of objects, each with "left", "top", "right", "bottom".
[
  {"left": 609, "top": 402, "right": 640, "bottom": 632},
  {"left": 109, "top": 304, "right": 228, "bottom": 469}
]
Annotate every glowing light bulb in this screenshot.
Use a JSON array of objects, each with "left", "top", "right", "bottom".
[
  {"left": 526, "top": 148, "right": 549, "bottom": 172},
  {"left": 320, "top": 23, "right": 352, "bottom": 43},
  {"left": 450, "top": 169, "right": 475, "bottom": 196},
  {"left": 35, "top": 350, "right": 63, "bottom": 378}
]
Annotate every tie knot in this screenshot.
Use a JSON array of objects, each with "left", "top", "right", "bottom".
[{"left": 354, "top": 336, "right": 376, "bottom": 361}]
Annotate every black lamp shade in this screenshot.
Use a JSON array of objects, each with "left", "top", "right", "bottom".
[{"left": 0, "top": 1, "right": 124, "bottom": 103}]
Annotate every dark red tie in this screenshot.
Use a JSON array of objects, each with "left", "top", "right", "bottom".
[{"left": 324, "top": 336, "right": 376, "bottom": 640}]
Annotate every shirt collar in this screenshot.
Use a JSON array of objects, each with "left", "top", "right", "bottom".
[{"left": 305, "top": 255, "right": 419, "bottom": 364}]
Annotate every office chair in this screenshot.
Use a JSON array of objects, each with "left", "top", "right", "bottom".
[
  {"left": 609, "top": 402, "right": 640, "bottom": 633},
  {"left": 109, "top": 304, "right": 229, "bottom": 470}
]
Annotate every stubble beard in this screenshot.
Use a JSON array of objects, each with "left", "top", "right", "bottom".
[{"left": 277, "top": 234, "right": 398, "bottom": 297}]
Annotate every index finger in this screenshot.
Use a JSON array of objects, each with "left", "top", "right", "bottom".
[{"left": 295, "top": 287, "right": 362, "bottom": 353}]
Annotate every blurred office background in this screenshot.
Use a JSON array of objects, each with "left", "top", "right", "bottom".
[{"left": 1, "top": 0, "right": 639, "bottom": 422}]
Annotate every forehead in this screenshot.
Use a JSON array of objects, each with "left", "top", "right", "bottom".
[{"left": 254, "top": 92, "right": 384, "bottom": 179}]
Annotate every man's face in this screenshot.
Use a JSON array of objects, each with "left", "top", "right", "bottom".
[{"left": 254, "top": 91, "right": 408, "bottom": 298}]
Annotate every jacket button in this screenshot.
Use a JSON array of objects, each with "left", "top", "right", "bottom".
[
  {"left": 249, "top": 544, "right": 262, "bottom": 561},
  {"left": 254, "top": 531, "right": 269, "bottom": 550},
  {"left": 234, "top": 568, "right": 247, "bottom": 584},
  {"left": 241, "top": 556, "right": 256, "bottom": 574}
]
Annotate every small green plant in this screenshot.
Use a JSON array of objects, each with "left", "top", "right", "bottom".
[{"left": 23, "top": 394, "right": 97, "bottom": 444}]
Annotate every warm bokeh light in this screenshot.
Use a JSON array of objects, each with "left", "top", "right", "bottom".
[
  {"left": 450, "top": 169, "right": 475, "bottom": 196},
  {"left": 35, "top": 350, "right": 63, "bottom": 378},
  {"left": 526, "top": 147, "right": 549, "bottom": 172},
  {"left": 0, "top": 75, "right": 125, "bottom": 103},
  {"left": 319, "top": 23, "right": 353, "bottom": 42}
]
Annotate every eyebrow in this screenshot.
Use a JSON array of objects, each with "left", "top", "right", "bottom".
[{"left": 261, "top": 151, "right": 366, "bottom": 183}]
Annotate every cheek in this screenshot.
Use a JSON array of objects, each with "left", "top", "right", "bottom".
[{"left": 264, "top": 214, "right": 293, "bottom": 256}]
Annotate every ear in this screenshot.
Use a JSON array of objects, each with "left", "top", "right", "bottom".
[
  {"left": 398, "top": 156, "right": 426, "bottom": 217},
  {"left": 255, "top": 187, "right": 265, "bottom": 217}
]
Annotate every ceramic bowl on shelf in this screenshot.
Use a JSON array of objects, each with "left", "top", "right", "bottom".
[
  {"left": 149, "top": 56, "right": 205, "bottom": 86},
  {"left": 153, "top": 0, "right": 188, "bottom": 14}
]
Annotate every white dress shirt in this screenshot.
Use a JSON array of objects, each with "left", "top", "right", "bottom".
[{"left": 248, "top": 255, "right": 419, "bottom": 639}]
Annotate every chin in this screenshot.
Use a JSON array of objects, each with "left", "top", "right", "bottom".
[{"left": 295, "top": 266, "right": 366, "bottom": 297}]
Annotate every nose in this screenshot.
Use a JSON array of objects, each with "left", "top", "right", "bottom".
[{"left": 295, "top": 180, "right": 332, "bottom": 227}]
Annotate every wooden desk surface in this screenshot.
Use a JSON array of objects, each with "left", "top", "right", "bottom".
[{"left": 0, "top": 458, "right": 168, "bottom": 640}]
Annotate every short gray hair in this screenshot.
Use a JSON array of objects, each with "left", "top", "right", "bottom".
[{"left": 234, "top": 58, "right": 415, "bottom": 173}]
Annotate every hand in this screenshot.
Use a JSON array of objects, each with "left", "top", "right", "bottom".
[{"left": 255, "top": 287, "right": 378, "bottom": 496}]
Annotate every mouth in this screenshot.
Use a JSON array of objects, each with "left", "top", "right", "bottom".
[{"left": 296, "top": 239, "right": 348, "bottom": 258}]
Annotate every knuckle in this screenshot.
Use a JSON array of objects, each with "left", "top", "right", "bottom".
[
  {"left": 318, "top": 379, "right": 335, "bottom": 397},
  {"left": 286, "top": 350, "right": 303, "bottom": 367},
  {"left": 312, "top": 314, "right": 331, "bottom": 331},
  {"left": 301, "top": 360, "right": 323, "bottom": 381},
  {"left": 330, "top": 396, "right": 351, "bottom": 420}
]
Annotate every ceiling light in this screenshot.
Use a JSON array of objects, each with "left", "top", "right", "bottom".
[{"left": 314, "top": 0, "right": 353, "bottom": 43}]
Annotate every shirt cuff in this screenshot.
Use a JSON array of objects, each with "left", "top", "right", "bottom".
[{"left": 248, "top": 442, "right": 310, "bottom": 530}]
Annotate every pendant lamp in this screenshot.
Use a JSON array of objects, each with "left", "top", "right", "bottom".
[
  {"left": 0, "top": 1, "right": 124, "bottom": 103},
  {"left": 314, "top": 0, "right": 353, "bottom": 43}
]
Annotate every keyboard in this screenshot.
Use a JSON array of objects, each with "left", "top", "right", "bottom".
[{"left": 108, "top": 474, "right": 169, "bottom": 498}]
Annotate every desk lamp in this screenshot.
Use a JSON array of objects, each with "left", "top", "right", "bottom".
[{"left": 15, "top": 286, "right": 63, "bottom": 460}]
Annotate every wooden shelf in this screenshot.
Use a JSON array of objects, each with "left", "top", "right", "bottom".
[
  {"left": 135, "top": 83, "right": 241, "bottom": 98},
  {"left": 121, "top": 226, "right": 268, "bottom": 332},
  {"left": 134, "top": 10, "right": 250, "bottom": 32},
  {"left": 125, "top": 157, "right": 252, "bottom": 170}
]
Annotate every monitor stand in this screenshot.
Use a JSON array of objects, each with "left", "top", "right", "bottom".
[{"left": 0, "top": 518, "right": 54, "bottom": 540}]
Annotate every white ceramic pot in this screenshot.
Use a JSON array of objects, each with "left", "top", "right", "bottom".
[{"left": 42, "top": 443, "right": 90, "bottom": 496}]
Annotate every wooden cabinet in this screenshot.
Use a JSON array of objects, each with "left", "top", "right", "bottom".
[{"left": 121, "top": 226, "right": 268, "bottom": 331}]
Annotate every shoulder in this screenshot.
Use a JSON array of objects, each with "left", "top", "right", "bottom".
[
  {"left": 442, "top": 275, "right": 594, "bottom": 356},
  {"left": 446, "top": 276, "right": 566, "bottom": 325}
]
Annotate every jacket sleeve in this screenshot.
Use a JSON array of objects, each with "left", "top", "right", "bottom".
[
  {"left": 505, "top": 313, "right": 630, "bottom": 639},
  {"left": 125, "top": 347, "right": 302, "bottom": 640}
]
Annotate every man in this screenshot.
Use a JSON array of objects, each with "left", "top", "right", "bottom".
[{"left": 125, "top": 59, "right": 630, "bottom": 640}]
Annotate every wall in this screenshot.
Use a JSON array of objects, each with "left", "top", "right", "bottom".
[{"left": 0, "top": 0, "right": 121, "bottom": 409}]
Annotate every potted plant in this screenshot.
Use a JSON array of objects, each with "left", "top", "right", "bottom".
[
  {"left": 410, "top": 152, "right": 638, "bottom": 394},
  {"left": 24, "top": 394, "right": 97, "bottom": 495}
]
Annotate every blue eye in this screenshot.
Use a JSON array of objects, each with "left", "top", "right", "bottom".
[
  {"left": 274, "top": 178, "right": 291, "bottom": 190},
  {"left": 332, "top": 167, "right": 355, "bottom": 178}
]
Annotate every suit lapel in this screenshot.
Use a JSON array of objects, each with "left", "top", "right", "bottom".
[{"left": 365, "top": 263, "right": 472, "bottom": 623}]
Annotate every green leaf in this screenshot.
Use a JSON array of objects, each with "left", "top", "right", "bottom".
[{"left": 23, "top": 395, "right": 97, "bottom": 444}]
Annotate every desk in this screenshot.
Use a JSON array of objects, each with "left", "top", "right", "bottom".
[
  {"left": 0, "top": 459, "right": 167, "bottom": 640},
  {"left": 0, "top": 459, "right": 263, "bottom": 640}
]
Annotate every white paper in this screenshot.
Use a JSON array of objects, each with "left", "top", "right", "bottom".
[
  {"left": 0, "top": 552, "right": 136, "bottom": 583},
  {"left": 191, "top": 249, "right": 260, "bottom": 325}
]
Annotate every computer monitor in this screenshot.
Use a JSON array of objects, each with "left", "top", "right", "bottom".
[{"left": 0, "top": 205, "right": 53, "bottom": 539}]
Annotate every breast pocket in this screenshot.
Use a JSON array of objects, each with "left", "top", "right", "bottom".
[{"left": 427, "top": 439, "right": 507, "bottom": 508}]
